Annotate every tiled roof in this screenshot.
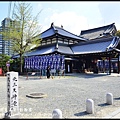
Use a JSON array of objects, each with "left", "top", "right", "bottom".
[
  {"left": 39, "top": 23, "right": 87, "bottom": 41},
  {"left": 56, "top": 44, "right": 73, "bottom": 55},
  {"left": 24, "top": 43, "right": 74, "bottom": 57},
  {"left": 53, "top": 25, "right": 87, "bottom": 41},
  {"left": 12, "top": 36, "right": 120, "bottom": 58},
  {"left": 39, "top": 27, "right": 55, "bottom": 39},
  {"left": 71, "top": 36, "right": 120, "bottom": 55},
  {"left": 24, "top": 45, "right": 55, "bottom": 56},
  {"left": 80, "top": 23, "right": 117, "bottom": 40}
]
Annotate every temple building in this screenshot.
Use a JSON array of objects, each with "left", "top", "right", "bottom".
[
  {"left": 13, "top": 22, "right": 120, "bottom": 74},
  {"left": 80, "top": 23, "right": 117, "bottom": 40}
]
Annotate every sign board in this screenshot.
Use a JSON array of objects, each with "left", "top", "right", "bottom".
[
  {"left": 6, "top": 63, "right": 10, "bottom": 67},
  {"left": 6, "top": 62, "right": 10, "bottom": 72},
  {"left": 6, "top": 72, "right": 19, "bottom": 117},
  {"left": 6, "top": 61, "right": 10, "bottom": 67}
]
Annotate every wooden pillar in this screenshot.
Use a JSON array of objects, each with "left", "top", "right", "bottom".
[
  {"left": 109, "top": 56, "right": 111, "bottom": 75},
  {"left": 118, "top": 53, "right": 119, "bottom": 74}
]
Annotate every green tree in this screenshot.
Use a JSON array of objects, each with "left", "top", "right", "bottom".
[
  {"left": 0, "top": 54, "right": 12, "bottom": 75},
  {"left": 115, "top": 30, "right": 120, "bottom": 37},
  {"left": 0, "top": 2, "right": 42, "bottom": 74}
]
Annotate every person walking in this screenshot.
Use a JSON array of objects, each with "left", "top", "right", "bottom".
[{"left": 46, "top": 65, "right": 51, "bottom": 79}]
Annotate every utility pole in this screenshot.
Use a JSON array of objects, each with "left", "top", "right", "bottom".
[{"left": 8, "top": 1, "right": 12, "bottom": 18}]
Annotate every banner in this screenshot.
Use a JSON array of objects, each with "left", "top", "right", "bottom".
[{"left": 24, "top": 54, "right": 65, "bottom": 71}]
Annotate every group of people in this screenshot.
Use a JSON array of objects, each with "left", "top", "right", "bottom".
[{"left": 46, "top": 65, "right": 64, "bottom": 79}]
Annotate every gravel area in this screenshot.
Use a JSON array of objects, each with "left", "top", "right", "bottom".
[{"left": 0, "top": 73, "right": 120, "bottom": 118}]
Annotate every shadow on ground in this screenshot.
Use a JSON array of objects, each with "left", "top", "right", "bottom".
[
  {"left": 98, "top": 103, "right": 111, "bottom": 107},
  {"left": 114, "top": 97, "right": 120, "bottom": 100},
  {"left": 66, "top": 73, "right": 108, "bottom": 79},
  {"left": 74, "top": 111, "right": 88, "bottom": 117}
]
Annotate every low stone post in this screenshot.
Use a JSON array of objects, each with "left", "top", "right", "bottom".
[
  {"left": 86, "top": 99, "right": 94, "bottom": 114},
  {"left": 106, "top": 93, "right": 113, "bottom": 105},
  {"left": 52, "top": 109, "right": 62, "bottom": 119}
]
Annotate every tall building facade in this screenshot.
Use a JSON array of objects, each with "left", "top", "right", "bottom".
[{"left": 0, "top": 17, "right": 13, "bottom": 56}]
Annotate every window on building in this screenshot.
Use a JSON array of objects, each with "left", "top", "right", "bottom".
[
  {"left": 58, "top": 38, "right": 64, "bottom": 43},
  {"left": 51, "top": 38, "right": 56, "bottom": 43},
  {"left": 64, "top": 39, "right": 68, "bottom": 44},
  {"left": 46, "top": 39, "right": 51, "bottom": 44}
]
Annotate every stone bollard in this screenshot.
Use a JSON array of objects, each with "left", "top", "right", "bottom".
[
  {"left": 106, "top": 93, "right": 113, "bottom": 105},
  {"left": 86, "top": 99, "right": 94, "bottom": 114},
  {"left": 52, "top": 109, "right": 62, "bottom": 119}
]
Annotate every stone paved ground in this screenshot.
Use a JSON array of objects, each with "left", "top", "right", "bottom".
[{"left": 0, "top": 73, "right": 120, "bottom": 119}]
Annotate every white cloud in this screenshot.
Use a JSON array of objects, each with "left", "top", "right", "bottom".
[
  {"left": 115, "top": 23, "right": 120, "bottom": 31},
  {"left": 43, "top": 11, "right": 89, "bottom": 35},
  {"left": 36, "top": 2, "right": 42, "bottom": 8},
  {"left": 39, "top": 2, "right": 112, "bottom": 34}
]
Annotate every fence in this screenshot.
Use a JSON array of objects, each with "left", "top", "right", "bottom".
[{"left": 26, "top": 69, "right": 65, "bottom": 80}]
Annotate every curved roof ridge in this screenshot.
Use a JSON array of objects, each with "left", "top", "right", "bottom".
[
  {"left": 104, "top": 23, "right": 115, "bottom": 34},
  {"left": 106, "top": 36, "right": 120, "bottom": 50},
  {"left": 40, "top": 22, "right": 56, "bottom": 35},
  {"left": 51, "top": 22, "right": 57, "bottom": 32},
  {"left": 40, "top": 23, "right": 87, "bottom": 41},
  {"left": 54, "top": 25, "right": 80, "bottom": 37},
  {"left": 53, "top": 24, "right": 87, "bottom": 41},
  {"left": 81, "top": 23, "right": 115, "bottom": 32}
]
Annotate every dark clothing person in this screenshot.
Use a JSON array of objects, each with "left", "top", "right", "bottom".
[{"left": 46, "top": 66, "right": 50, "bottom": 79}]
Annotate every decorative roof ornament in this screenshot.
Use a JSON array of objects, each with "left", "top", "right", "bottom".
[
  {"left": 51, "top": 22, "right": 54, "bottom": 27},
  {"left": 106, "top": 36, "right": 119, "bottom": 51}
]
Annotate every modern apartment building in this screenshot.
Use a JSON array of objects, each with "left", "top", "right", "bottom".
[{"left": 0, "top": 17, "right": 13, "bottom": 56}]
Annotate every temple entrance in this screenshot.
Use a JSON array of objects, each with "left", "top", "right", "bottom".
[{"left": 65, "top": 60, "right": 72, "bottom": 73}]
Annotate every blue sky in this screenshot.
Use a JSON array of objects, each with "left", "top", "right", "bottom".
[{"left": 0, "top": 1, "right": 120, "bottom": 35}]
